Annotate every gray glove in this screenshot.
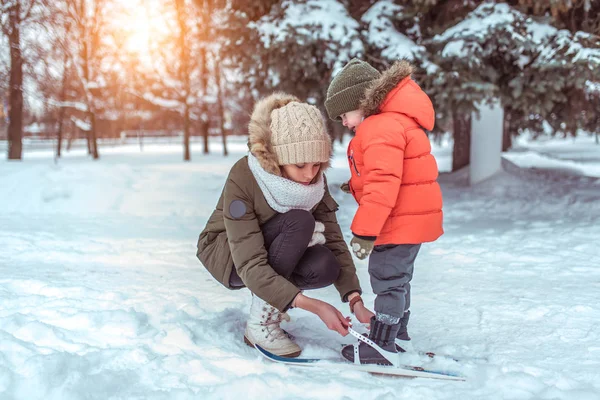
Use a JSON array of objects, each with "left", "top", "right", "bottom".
[{"left": 350, "top": 235, "right": 375, "bottom": 260}]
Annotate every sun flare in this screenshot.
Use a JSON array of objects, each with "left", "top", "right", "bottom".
[
  {"left": 111, "top": 0, "right": 171, "bottom": 60},
  {"left": 125, "top": 12, "right": 152, "bottom": 53}
]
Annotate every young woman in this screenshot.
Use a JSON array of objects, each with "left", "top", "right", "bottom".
[{"left": 197, "top": 93, "right": 373, "bottom": 357}]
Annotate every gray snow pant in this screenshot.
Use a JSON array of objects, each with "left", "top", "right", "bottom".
[{"left": 369, "top": 243, "right": 421, "bottom": 320}]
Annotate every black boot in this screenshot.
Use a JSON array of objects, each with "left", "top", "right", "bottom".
[
  {"left": 341, "top": 317, "right": 400, "bottom": 365},
  {"left": 398, "top": 311, "right": 411, "bottom": 340},
  {"left": 395, "top": 311, "right": 412, "bottom": 352}
]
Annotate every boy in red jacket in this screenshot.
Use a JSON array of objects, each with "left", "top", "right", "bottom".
[{"left": 325, "top": 59, "right": 444, "bottom": 365}]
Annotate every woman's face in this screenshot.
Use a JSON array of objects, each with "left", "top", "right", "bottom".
[
  {"left": 341, "top": 109, "right": 364, "bottom": 132},
  {"left": 281, "top": 162, "right": 321, "bottom": 185}
]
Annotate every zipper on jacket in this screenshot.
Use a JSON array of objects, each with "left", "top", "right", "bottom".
[{"left": 348, "top": 149, "right": 360, "bottom": 177}]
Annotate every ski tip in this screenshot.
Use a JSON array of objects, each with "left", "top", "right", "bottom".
[
  {"left": 254, "top": 344, "right": 299, "bottom": 361},
  {"left": 254, "top": 344, "right": 271, "bottom": 358}
]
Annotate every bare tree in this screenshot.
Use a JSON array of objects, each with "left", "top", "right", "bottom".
[
  {"left": 214, "top": 53, "right": 227, "bottom": 156},
  {"left": 174, "top": 0, "right": 192, "bottom": 161},
  {"left": 55, "top": 27, "right": 71, "bottom": 158},
  {"left": 63, "top": 0, "right": 109, "bottom": 160},
  {"left": 194, "top": 0, "right": 210, "bottom": 155},
  {"left": 1, "top": 0, "right": 49, "bottom": 160},
  {"left": 133, "top": 0, "right": 214, "bottom": 161}
]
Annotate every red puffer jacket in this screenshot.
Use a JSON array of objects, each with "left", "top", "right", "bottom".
[{"left": 348, "top": 61, "right": 443, "bottom": 245}]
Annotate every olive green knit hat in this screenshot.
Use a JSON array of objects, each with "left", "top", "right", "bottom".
[{"left": 325, "top": 58, "right": 381, "bottom": 121}]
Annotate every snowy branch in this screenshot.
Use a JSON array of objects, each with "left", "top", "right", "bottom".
[
  {"left": 70, "top": 115, "right": 90, "bottom": 131},
  {"left": 47, "top": 98, "right": 88, "bottom": 111},
  {"left": 362, "top": 0, "right": 424, "bottom": 61}
]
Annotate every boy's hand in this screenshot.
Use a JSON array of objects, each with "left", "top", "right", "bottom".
[
  {"left": 350, "top": 235, "right": 375, "bottom": 260},
  {"left": 340, "top": 181, "right": 351, "bottom": 194}
]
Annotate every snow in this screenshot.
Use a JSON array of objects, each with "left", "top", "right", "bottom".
[
  {"left": 70, "top": 116, "right": 91, "bottom": 132},
  {"left": 434, "top": 3, "right": 518, "bottom": 44},
  {"left": 431, "top": 1, "right": 600, "bottom": 75},
  {"left": 528, "top": 20, "right": 558, "bottom": 44},
  {"left": 361, "top": 1, "right": 423, "bottom": 61},
  {"left": 536, "top": 29, "right": 600, "bottom": 67},
  {"left": 252, "top": 0, "right": 364, "bottom": 70},
  {"left": 507, "top": 135, "right": 600, "bottom": 178},
  {"left": 1, "top": 136, "right": 600, "bottom": 399},
  {"left": 432, "top": 3, "right": 528, "bottom": 63},
  {"left": 23, "top": 123, "right": 44, "bottom": 134},
  {"left": 441, "top": 40, "right": 471, "bottom": 58},
  {"left": 586, "top": 80, "right": 600, "bottom": 96},
  {"left": 142, "top": 92, "right": 182, "bottom": 111},
  {"left": 47, "top": 99, "right": 89, "bottom": 112}
]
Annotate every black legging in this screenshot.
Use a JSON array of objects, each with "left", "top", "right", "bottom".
[{"left": 229, "top": 209, "right": 341, "bottom": 290}]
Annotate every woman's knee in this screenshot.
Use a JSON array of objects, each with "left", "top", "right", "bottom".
[
  {"left": 303, "top": 245, "right": 340, "bottom": 286},
  {"left": 281, "top": 209, "right": 315, "bottom": 236}
]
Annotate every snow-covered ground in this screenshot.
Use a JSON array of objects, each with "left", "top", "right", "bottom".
[{"left": 1, "top": 136, "right": 599, "bottom": 399}]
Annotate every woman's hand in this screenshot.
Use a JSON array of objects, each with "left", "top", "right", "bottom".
[
  {"left": 314, "top": 301, "right": 351, "bottom": 336},
  {"left": 293, "top": 293, "right": 350, "bottom": 336},
  {"left": 353, "top": 301, "right": 375, "bottom": 326}
]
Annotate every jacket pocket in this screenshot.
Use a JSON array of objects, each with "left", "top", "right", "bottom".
[
  {"left": 198, "top": 231, "right": 233, "bottom": 285},
  {"left": 373, "top": 244, "right": 398, "bottom": 253}
]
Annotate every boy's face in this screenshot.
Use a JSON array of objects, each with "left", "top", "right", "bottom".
[{"left": 341, "top": 110, "right": 364, "bottom": 132}]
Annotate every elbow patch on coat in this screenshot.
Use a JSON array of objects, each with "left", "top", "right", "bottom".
[{"left": 229, "top": 200, "right": 247, "bottom": 219}]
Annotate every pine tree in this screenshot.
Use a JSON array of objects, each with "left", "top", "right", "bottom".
[
  {"left": 222, "top": 0, "right": 364, "bottom": 113},
  {"left": 422, "top": 2, "right": 599, "bottom": 166}
]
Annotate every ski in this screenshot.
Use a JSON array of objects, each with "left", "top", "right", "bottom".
[
  {"left": 351, "top": 328, "right": 486, "bottom": 364},
  {"left": 255, "top": 345, "right": 466, "bottom": 381},
  {"left": 394, "top": 340, "right": 488, "bottom": 363}
]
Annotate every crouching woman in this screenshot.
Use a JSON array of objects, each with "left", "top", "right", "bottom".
[{"left": 197, "top": 93, "right": 372, "bottom": 357}]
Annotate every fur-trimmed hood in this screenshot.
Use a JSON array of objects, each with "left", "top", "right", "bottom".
[
  {"left": 247, "top": 92, "right": 332, "bottom": 177},
  {"left": 360, "top": 60, "right": 435, "bottom": 131}
]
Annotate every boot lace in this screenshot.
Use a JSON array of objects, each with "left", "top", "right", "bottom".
[{"left": 260, "top": 306, "right": 291, "bottom": 342}]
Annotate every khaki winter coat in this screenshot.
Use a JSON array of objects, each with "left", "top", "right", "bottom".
[{"left": 196, "top": 94, "right": 361, "bottom": 312}]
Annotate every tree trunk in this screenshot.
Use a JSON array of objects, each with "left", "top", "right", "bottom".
[
  {"left": 67, "top": 119, "right": 74, "bottom": 150},
  {"left": 596, "top": 131, "right": 599, "bottom": 144},
  {"left": 56, "top": 22, "right": 72, "bottom": 159},
  {"left": 56, "top": 112, "right": 64, "bottom": 158},
  {"left": 90, "top": 111, "right": 99, "bottom": 159},
  {"left": 198, "top": 0, "right": 210, "bottom": 155},
  {"left": 502, "top": 109, "right": 513, "bottom": 152},
  {"left": 452, "top": 112, "right": 471, "bottom": 172},
  {"left": 183, "top": 105, "right": 191, "bottom": 161},
  {"left": 78, "top": 0, "right": 100, "bottom": 160},
  {"left": 56, "top": 61, "right": 70, "bottom": 159},
  {"left": 86, "top": 129, "right": 92, "bottom": 154},
  {"left": 214, "top": 56, "right": 228, "bottom": 156},
  {"left": 200, "top": 45, "right": 209, "bottom": 155},
  {"left": 176, "top": 0, "right": 191, "bottom": 161},
  {"left": 7, "top": 5, "right": 24, "bottom": 160}
]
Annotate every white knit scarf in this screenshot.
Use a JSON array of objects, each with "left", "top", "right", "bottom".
[{"left": 247, "top": 152, "right": 325, "bottom": 213}]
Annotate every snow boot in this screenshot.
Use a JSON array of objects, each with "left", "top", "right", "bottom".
[
  {"left": 341, "top": 316, "right": 400, "bottom": 365},
  {"left": 395, "top": 310, "right": 414, "bottom": 352},
  {"left": 243, "top": 295, "right": 301, "bottom": 358}
]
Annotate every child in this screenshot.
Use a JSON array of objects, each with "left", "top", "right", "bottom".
[
  {"left": 325, "top": 59, "right": 444, "bottom": 365},
  {"left": 197, "top": 92, "right": 374, "bottom": 357}
]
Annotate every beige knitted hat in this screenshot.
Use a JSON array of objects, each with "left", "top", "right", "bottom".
[
  {"left": 270, "top": 102, "right": 331, "bottom": 166},
  {"left": 325, "top": 58, "right": 381, "bottom": 120}
]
